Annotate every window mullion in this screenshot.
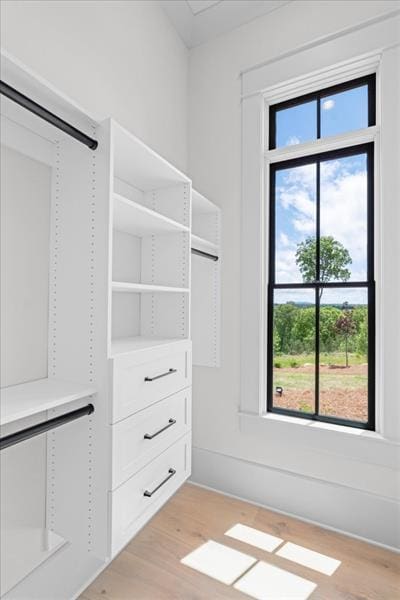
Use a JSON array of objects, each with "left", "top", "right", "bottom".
[
  {"left": 317, "top": 96, "right": 321, "bottom": 139},
  {"left": 266, "top": 126, "right": 378, "bottom": 165},
  {"left": 315, "top": 160, "right": 321, "bottom": 416},
  {"left": 315, "top": 286, "right": 320, "bottom": 417}
]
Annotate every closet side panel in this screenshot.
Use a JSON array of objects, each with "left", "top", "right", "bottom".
[
  {"left": 0, "top": 145, "right": 52, "bottom": 596},
  {"left": 191, "top": 254, "right": 220, "bottom": 367},
  {"left": 46, "top": 125, "right": 112, "bottom": 564},
  {"left": 0, "top": 145, "right": 51, "bottom": 386}
]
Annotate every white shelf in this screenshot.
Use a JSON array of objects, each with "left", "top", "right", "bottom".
[
  {"left": 112, "top": 120, "right": 191, "bottom": 190},
  {"left": 0, "top": 378, "right": 96, "bottom": 426},
  {"left": 112, "top": 282, "right": 189, "bottom": 294},
  {"left": 192, "top": 189, "right": 219, "bottom": 215},
  {"left": 110, "top": 336, "right": 187, "bottom": 356},
  {"left": 113, "top": 193, "right": 189, "bottom": 237},
  {"left": 191, "top": 234, "right": 219, "bottom": 254},
  {"left": 1, "top": 527, "right": 66, "bottom": 596}
]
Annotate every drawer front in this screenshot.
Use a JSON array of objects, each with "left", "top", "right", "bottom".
[
  {"left": 110, "top": 432, "right": 191, "bottom": 557},
  {"left": 111, "top": 388, "right": 191, "bottom": 489},
  {"left": 112, "top": 344, "right": 191, "bottom": 423}
]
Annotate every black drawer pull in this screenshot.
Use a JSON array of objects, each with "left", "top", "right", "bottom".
[
  {"left": 143, "top": 468, "right": 176, "bottom": 497},
  {"left": 144, "top": 418, "right": 176, "bottom": 440},
  {"left": 144, "top": 368, "right": 177, "bottom": 382}
]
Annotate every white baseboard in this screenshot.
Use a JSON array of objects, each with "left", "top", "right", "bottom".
[{"left": 190, "top": 446, "right": 400, "bottom": 551}]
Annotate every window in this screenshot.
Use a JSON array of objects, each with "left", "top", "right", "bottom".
[
  {"left": 267, "top": 76, "right": 375, "bottom": 429},
  {"left": 270, "top": 75, "right": 375, "bottom": 149}
]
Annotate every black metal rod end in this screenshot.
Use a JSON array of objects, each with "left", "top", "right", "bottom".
[
  {"left": 0, "top": 402, "right": 96, "bottom": 451},
  {"left": 191, "top": 247, "right": 219, "bottom": 261},
  {"left": 0, "top": 80, "right": 98, "bottom": 151}
]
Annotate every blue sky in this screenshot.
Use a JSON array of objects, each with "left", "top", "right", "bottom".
[
  {"left": 274, "top": 155, "right": 368, "bottom": 305},
  {"left": 276, "top": 85, "right": 368, "bottom": 147},
  {"left": 273, "top": 85, "right": 369, "bottom": 306}
]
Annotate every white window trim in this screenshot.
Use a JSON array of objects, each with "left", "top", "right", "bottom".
[{"left": 240, "top": 12, "right": 400, "bottom": 450}]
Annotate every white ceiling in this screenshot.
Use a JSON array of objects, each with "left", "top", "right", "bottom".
[
  {"left": 186, "top": 1, "right": 221, "bottom": 16},
  {"left": 160, "top": 0, "right": 291, "bottom": 48}
]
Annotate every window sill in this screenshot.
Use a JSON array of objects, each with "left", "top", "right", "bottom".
[{"left": 239, "top": 410, "right": 392, "bottom": 444}]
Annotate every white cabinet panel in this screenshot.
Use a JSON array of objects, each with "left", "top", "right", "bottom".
[
  {"left": 111, "top": 388, "right": 191, "bottom": 488},
  {"left": 109, "top": 433, "right": 191, "bottom": 557},
  {"left": 111, "top": 342, "right": 191, "bottom": 423}
]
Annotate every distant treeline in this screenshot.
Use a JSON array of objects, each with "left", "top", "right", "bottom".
[{"left": 273, "top": 303, "right": 368, "bottom": 355}]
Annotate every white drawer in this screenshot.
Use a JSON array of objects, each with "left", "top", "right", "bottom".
[
  {"left": 109, "top": 432, "right": 191, "bottom": 557},
  {"left": 111, "top": 388, "right": 191, "bottom": 489},
  {"left": 111, "top": 341, "right": 191, "bottom": 423}
]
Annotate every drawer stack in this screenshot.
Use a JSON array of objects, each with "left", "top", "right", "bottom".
[{"left": 108, "top": 340, "right": 192, "bottom": 557}]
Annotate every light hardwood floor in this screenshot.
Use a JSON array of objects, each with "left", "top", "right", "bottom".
[{"left": 81, "top": 483, "right": 399, "bottom": 600}]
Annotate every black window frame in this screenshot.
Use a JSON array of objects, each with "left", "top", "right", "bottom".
[
  {"left": 269, "top": 74, "right": 376, "bottom": 150},
  {"left": 267, "top": 78, "right": 376, "bottom": 430}
]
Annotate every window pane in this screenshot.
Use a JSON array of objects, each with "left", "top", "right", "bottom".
[
  {"left": 320, "top": 153, "right": 368, "bottom": 282},
  {"left": 275, "top": 163, "right": 316, "bottom": 283},
  {"left": 319, "top": 288, "right": 368, "bottom": 422},
  {"left": 272, "top": 289, "right": 315, "bottom": 414},
  {"left": 321, "top": 85, "right": 368, "bottom": 138},
  {"left": 275, "top": 101, "right": 317, "bottom": 148}
]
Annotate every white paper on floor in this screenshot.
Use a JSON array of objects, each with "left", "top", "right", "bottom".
[
  {"left": 225, "top": 523, "right": 283, "bottom": 553},
  {"left": 234, "top": 561, "right": 317, "bottom": 600},
  {"left": 180, "top": 540, "right": 257, "bottom": 585},
  {"left": 276, "top": 542, "right": 341, "bottom": 575}
]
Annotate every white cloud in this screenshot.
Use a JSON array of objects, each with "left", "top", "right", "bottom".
[
  {"left": 320, "top": 169, "right": 367, "bottom": 277},
  {"left": 279, "top": 232, "right": 290, "bottom": 246},
  {"left": 280, "top": 189, "right": 315, "bottom": 219},
  {"left": 322, "top": 99, "right": 335, "bottom": 111},
  {"left": 275, "top": 156, "right": 368, "bottom": 290},
  {"left": 286, "top": 135, "right": 301, "bottom": 146},
  {"left": 285, "top": 163, "right": 316, "bottom": 192},
  {"left": 293, "top": 217, "right": 314, "bottom": 234},
  {"left": 276, "top": 247, "right": 301, "bottom": 283}
]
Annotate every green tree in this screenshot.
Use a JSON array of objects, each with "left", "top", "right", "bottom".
[
  {"left": 291, "top": 307, "right": 315, "bottom": 353},
  {"left": 295, "top": 236, "right": 352, "bottom": 298},
  {"left": 351, "top": 305, "right": 367, "bottom": 356},
  {"left": 356, "top": 320, "right": 368, "bottom": 356},
  {"left": 319, "top": 306, "right": 341, "bottom": 353},
  {"left": 273, "top": 303, "right": 297, "bottom": 354},
  {"left": 335, "top": 310, "right": 357, "bottom": 367}
]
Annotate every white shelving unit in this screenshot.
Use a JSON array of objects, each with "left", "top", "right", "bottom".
[
  {"left": 191, "top": 190, "right": 221, "bottom": 367},
  {"left": 113, "top": 193, "right": 189, "bottom": 237},
  {"left": 110, "top": 336, "right": 185, "bottom": 357},
  {"left": 1, "top": 54, "right": 194, "bottom": 599},
  {"left": 0, "top": 379, "right": 96, "bottom": 426},
  {"left": 0, "top": 379, "right": 93, "bottom": 596},
  {"left": 1, "top": 527, "right": 66, "bottom": 597},
  {"left": 112, "top": 282, "right": 189, "bottom": 294},
  {"left": 110, "top": 121, "right": 191, "bottom": 356},
  {"left": 112, "top": 281, "right": 189, "bottom": 294},
  {"left": 0, "top": 51, "right": 106, "bottom": 600},
  {"left": 191, "top": 233, "right": 218, "bottom": 254},
  {"left": 0, "top": 378, "right": 96, "bottom": 596}
]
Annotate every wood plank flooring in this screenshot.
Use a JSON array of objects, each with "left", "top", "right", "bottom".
[{"left": 81, "top": 483, "right": 399, "bottom": 600}]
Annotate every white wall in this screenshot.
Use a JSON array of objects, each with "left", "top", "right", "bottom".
[
  {"left": 0, "top": 5, "right": 189, "bottom": 589},
  {"left": 0, "top": 145, "right": 51, "bottom": 596},
  {"left": 1, "top": 0, "right": 189, "bottom": 383},
  {"left": 188, "top": 0, "right": 400, "bottom": 548},
  {"left": 0, "top": 0, "right": 188, "bottom": 172},
  {"left": 0, "top": 146, "right": 51, "bottom": 387}
]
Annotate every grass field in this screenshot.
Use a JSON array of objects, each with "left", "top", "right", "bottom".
[
  {"left": 273, "top": 352, "right": 367, "bottom": 369},
  {"left": 272, "top": 353, "right": 368, "bottom": 421}
]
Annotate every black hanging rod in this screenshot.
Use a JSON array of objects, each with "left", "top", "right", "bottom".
[
  {"left": 0, "top": 403, "right": 95, "bottom": 451},
  {"left": 0, "top": 81, "right": 98, "bottom": 150},
  {"left": 191, "top": 247, "right": 219, "bottom": 261}
]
